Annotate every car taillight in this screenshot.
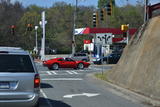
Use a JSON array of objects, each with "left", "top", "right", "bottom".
[{"left": 34, "top": 74, "right": 40, "bottom": 88}]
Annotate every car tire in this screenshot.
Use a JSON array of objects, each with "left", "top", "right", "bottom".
[
  {"left": 77, "top": 63, "right": 84, "bottom": 69},
  {"left": 52, "top": 63, "right": 59, "bottom": 70}
]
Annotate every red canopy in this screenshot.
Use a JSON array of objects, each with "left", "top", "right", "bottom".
[{"left": 81, "top": 27, "right": 137, "bottom": 35}]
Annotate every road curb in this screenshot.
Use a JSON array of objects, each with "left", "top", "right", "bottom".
[{"left": 86, "top": 73, "right": 160, "bottom": 107}]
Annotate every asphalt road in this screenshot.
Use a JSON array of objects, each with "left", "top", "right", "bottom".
[{"left": 36, "top": 63, "right": 148, "bottom": 107}]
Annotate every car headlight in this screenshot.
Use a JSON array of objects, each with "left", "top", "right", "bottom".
[
  {"left": 97, "top": 58, "right": 101, "bottom": 61},
  {"left": 96, "top": 55, "right": 99, "bottom": 58}
]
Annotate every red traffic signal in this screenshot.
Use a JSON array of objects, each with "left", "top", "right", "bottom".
[
  {"left": 27, "top": 24, "right": 33, "bottom": 31},
  {"left": 10, "top": 25, "right": 16, "bottom": 35},
  {"left": 11, "top": 25, "right": 16, "bottom": 29}
]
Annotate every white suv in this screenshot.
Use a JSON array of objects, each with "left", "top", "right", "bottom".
[
  {"left": 0, "top": 47, "right": 40, "bottom": 107},
  {"left": 70, "top": 53, "right": 90, "bottom": 62}
]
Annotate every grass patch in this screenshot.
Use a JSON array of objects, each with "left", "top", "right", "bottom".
[{"left": 95, "top": 72, "right": 108, "bottom": 81}]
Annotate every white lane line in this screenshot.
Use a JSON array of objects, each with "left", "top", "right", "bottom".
[
  {"left": 40, "top": 73, "right": 83, "bottom": 76},
  {"left": 50, "top": 71, "right": 57, "bottom": 75},
  {"left": 42, "top": 78, "right": 83, "bottom": 81},
  {"left": 70, "top": 71, "right": 78, "bottom": 74},
  {"left": 47, "top": 71, "right": 52, "bottom": 75},
  {"left": 79, "top": 70, "right": 85, "bottom": 72},
  {"left": 66, "top": 71, "right": 73, "bottom": 74},
  {"left": 40, "top": 74, "right": 48, "bottom": 76},
  {"left": 40, "top": 89, "right": 53, "bottom": 107}
]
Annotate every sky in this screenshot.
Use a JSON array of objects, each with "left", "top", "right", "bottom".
[{"left": 11, "top": 0, "right": 160, "bottom": 8}]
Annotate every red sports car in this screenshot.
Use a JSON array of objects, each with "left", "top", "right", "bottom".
[{"left": 43, "top": 57, "right": 90, "bottom": 70}]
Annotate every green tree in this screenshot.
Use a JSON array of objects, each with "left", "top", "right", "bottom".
[{"left": 98, "top": 0, "right": 115, "bottom": 8}]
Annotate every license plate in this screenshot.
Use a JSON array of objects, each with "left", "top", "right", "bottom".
[{"left": 0, "top": 82, "right": 10, "bottom": 89}]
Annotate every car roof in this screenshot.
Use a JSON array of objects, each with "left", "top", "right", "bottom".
[{"left": 0, "top": 47, "right": 29, "bottom": 55}]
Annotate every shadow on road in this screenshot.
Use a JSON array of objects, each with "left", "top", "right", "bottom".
[
  {"left": 39, "top": 97, "right": 71, "bottom": 107},
  {"left": 41, "top": 83, "right": 53, "bottom": 88}
]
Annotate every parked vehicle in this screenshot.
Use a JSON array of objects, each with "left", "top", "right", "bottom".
[
  {"left": 0, "top": 47, "right": 40, "bottom": 107},
  {"left": 43, "top": 57, "right": 90, "bottom": 70},
  {"left": 69, "top": 53, "right": 90, "bottom": 62},
  {"left": 93, "top": 53, "right": 121, "bottom": 64}
]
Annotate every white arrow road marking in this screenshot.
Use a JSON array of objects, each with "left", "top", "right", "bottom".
[{"left": 63, "top": 93, "right": 100, "bottom": 98}]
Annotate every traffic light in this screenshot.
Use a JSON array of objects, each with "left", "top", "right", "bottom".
[
  {"left": 121, "top": 24, "right": 129, "bottom": 31},
  {"left": 27, "top": 24, "right": 33, "bottom": 31},
  {"left": 93, "top": 12, "right": 98, "bottom": 27},
  {"left": 11, "top": 25, "right": 16, "bottom": 35},
  {"left": 107, "top": 3, "right": 112, "bottom": 15},
  {"left": 100, "top": 8, "right": 105, "bottom": 21}
]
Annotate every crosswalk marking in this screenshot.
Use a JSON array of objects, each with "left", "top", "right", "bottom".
[
  {"left": 39, "top": 69, "right": 96, "bottom": 76},
  {"left": 47, "top": 71, "right": 52, "bottom": 75},
  {"left": 66, "top": 71, "right": 73, "bottom": 74},
  {"left": 50, "top": 71, "right": 57, "bottom": 75},
  {"left": 70, "top": 71, "right": 78, "bottom": 74},
  {"left": 40, "top": 70, "right": 81, "bottom": 76}
]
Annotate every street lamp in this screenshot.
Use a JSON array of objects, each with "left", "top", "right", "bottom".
[{"left": 34, "top": 26, "right": 38, "bottom": 54}]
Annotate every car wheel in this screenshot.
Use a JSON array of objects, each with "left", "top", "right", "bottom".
[
  {"left": 52, "top": 63, "right": 59, "bottom": 70},
  {"left": 77, "top": 63, "right": 84, "bottom": 69}
]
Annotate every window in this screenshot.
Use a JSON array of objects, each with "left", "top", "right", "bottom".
[
  {"left": 58, "top": 58, "right": 64, "bottom": 61},
  {"left": 65, "top": 58, "right": 74, "bottom": 61},
  {"left": 0, "top": 55, "right": 34, "bottom": 72}
]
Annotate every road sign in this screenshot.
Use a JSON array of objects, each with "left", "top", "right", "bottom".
[{"left": 96, "top": 33, "right": 112, "bottom": 45}]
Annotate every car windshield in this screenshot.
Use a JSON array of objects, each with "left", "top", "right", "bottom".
[{"left": 0, "top": 55, "right": 34, "bottom": 72}]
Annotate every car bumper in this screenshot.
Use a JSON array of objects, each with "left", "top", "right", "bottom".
[
  {"left": 0, "top": 93, "right": 39, "bottom": 107},
  {"left": 92, "top": 58, "right": 101, "bottom": 64}
]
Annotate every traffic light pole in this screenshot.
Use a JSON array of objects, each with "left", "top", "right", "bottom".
[{"left": 72, "top": 0, "right": 78, "bottom": 55}]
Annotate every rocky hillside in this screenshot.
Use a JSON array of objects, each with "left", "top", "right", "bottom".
[{"left": 107, "top": 16, "right": 160, "bottom": 100}]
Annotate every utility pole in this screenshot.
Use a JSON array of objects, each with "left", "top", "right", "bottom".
[
  {"left": 144, "top": 0, "right": 149, "bottom": 23},
  {"left": 40, "top": 11, "right": 47, "bottom": 60},
  {"left": 72, "top": 0, "right": 78, "bottom": 55}
]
